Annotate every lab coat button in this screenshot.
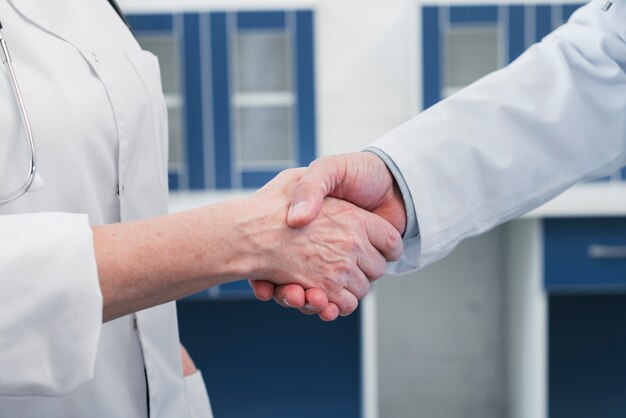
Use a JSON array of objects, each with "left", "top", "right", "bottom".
[{"left": 116, "top": 183, "right": 125, "bottom": 197}]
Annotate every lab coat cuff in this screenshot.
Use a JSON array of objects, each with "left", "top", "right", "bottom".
[
  {"left": 362, "top": 147, "right": 420, "bottom": 239},
  {"left": 366, "top": 136, "right": 443, "bottom": 274},
  {"left": 0, "top": 213, "right": 102, "bottom": 396}
]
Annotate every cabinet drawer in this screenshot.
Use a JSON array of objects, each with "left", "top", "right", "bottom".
[{"left": 544, "top": 218, "right": 626, "bottom": 292}]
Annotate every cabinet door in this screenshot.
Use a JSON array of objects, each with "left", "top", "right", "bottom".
[
  {"left": 549, "top": 294, "right": 626, "bottom": 418},
  {"left": 544, "top": 218, "right": 626, "bottom": 292},
  {"left": 545, "top": 219, "right": 626, "bottom": 416},
  {"left": 177, "top": 300, "right": 362, "bottom": 418}
]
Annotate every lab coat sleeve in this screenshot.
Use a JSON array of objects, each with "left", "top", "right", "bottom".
[
  {"left": 0, "top": 213, "right": 102, "bottom": 396},
  {"left": 369, "top": 2, "right": 626, "bottom": 274}
]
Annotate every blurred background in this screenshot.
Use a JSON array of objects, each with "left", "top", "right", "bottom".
[{"left": 119, "top": 1, "right": 626, "bottom": 417}]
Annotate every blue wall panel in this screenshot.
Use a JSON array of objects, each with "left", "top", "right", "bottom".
[
  {"left": 210, "top": 13, "right": 233, "bottom": 189},
  {"left": 562, "top": 3, "right": 584, "bottom": 21},
  {"left": 422, "top": 6, "right": 441, "bottom": 109},
  {"left": 449, "top": 5, "right": 499, "bottom": 23},
  {"left": 177, "top": 300, "right": 362, "bottom": 418},
  {"left": 549, "top": 294, "right": 626, "bottom": 418},
  {"left": 507, "top": 5, "right": 525, "bottom": 62},
  {"left": 127, "top": 14, "right": 173, "bottom": 32},
  {"left": 183, "top": 13, "right": 206, "bottom": 189},
  {"left": 535, "top": 5, "right": 553, "bottom": 41},
  {"left": 295, "top": 10, "right": 317, "bottom": 166},
  {"left": 241, "top": 171, "right": 281, "bottom": 188},
  {"left": 237, "top": 11, "right": 286, "bottom": 30}
]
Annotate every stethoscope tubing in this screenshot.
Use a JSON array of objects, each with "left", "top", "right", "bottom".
[{"left": 0, "top": 28, "right": 37, "bottom": 206}]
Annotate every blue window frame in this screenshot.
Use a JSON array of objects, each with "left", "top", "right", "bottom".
[
  {"left": 420, "top": 3, "right": 626, "bottom": 182},
  {"left": 128, "top": 13, "right": 208, "bottom": 190},
  {"left": 212, "top": 10, "right": 317, "bottom": 189},
  {"left": 421, "top": 3, "right": 584, "bottom": 110},
  {"left": 128, "top": 10, "right": 317, "bottom": 191}
]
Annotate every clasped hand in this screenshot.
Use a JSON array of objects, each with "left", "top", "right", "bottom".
[{"left": 247, "top": 153, "right": 406, "bottom": 321}]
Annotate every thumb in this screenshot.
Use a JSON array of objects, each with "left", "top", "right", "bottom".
[
  {"left": 287, "top": 178, "right": 326, "bottom": 228},
  {"left": 287, "top": 159, "right": 340, "bottom": 228}
]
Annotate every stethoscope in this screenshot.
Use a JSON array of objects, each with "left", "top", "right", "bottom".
[
  {"left": 0, "top": 0, "right": 129, "bottom": 206},
  {"left": 0, "top": 21, "right": 35, "bottom": 206}
]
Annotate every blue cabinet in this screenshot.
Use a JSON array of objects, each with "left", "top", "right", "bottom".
[
  {"left": 549, "top": 294, "right": 626, "bottom": 418},
  {"left": 128, "top": 11, "right": 317, "bottom": 190},
  {"left": 544, "top": 218, "right": 626, "bottom": 292},
  {"left": 177, "top": 300, "right": 362, "bottom": 418},
  {"left": 543, "top": 218, "right": 626, "bottom": 417}
]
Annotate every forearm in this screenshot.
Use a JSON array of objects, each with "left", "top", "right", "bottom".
[{"left": 94, "top": 199, "right": 255, "bottom": 322}]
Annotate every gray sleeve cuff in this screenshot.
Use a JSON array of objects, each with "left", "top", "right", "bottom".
[{"left": 363, "top": 147, "right": 420, "bottom": 239}]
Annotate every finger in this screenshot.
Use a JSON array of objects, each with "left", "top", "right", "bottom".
[
  {"left": 361, "top": 210, "right": 404, "bottom": 262},
  {"left": 356, "top": 243, "right": 387, "bottom": 283},
  {"left": 296, "top": 292, "right": 328, "bottom": 316},
  {"left": 249, "top": 280, "right": 275, "bottom": 301},
  {"left": 303, "top": 288, "right": 329, "bottom": 312},
  {"left": 287, "top": 159, "right": 340, "bottom": 228},
  {"left": 318, "top": 303, "right": 340, "bottom": 322},
  {"left": 273, "top": 284, "right": 306, "bottom": 308},
  {"left": 343, "top": 268, "right": 372, "bottom": 300},
  {"left": 329, "top": 288, "right": 359, "bottom": 317}
]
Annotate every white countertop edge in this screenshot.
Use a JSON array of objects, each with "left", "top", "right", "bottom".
[
  {"left": 168, "top": 182, "right": 626, "bottom": 218},
  {"left": 524, "top": 183, "right": 626, "bottom": 218}
]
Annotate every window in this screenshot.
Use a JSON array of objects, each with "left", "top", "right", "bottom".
[
  {"left": 232, "top": 30, "right": 296, "bottom": 170},
  {"left": 211, "top": 11, "right": 317, "bottom": 189},
  {"left": 421, "top": 4, "right": 584, "bottom": 109},
  {"left": 129, "top": 10, "right": 317, "bottom": 191},
  {"left": 444, "top": 26, "right": 501, "bottom": 97}
]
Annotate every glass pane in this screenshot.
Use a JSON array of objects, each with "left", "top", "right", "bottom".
[
  {"left": 136, "top": 35, "right": 180, "bottom": 95},
  {"left": 445, "top": 27, "right": 499, "bottom": 88},
  {"left": 168, "top": 107, "right": 183, "bottom": 166},
  {"left": 238, "top": 106, "right": 292, "bottom": 163},
  {"left": 234, "top": 32, "right": 291, "bottom": 92}
]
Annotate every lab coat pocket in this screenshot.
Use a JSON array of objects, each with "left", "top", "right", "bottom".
[
  {"left": 124, "top": 50, "right": 168, "bottom": 190},
  {"left": 184, "top": 370, "right": 214, "bottom": 418}
]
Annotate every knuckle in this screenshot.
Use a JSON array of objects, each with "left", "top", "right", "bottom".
[
  {"left": 343, "top": 298, "right": 358, "bottom": 315},
  {"left": 387, "top": 230, "right": 403, "bottom": 260},
  {"left": 357, "top": 280, "right": 371, "bottom": 300},
  {"left": 372, "top": 259, "right": 386, "bottom": 280}
]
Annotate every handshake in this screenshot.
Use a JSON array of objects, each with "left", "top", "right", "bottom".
[{"left": 244, "top": 151, "right": 407, "bottom": 322}]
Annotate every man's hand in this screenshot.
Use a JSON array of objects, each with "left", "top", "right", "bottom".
[
  {"left": 247, "top": 168, "right": 403, "bottom": 319},
  {"left": 250, "top": 153, "right": 407, "bottom": 320}
]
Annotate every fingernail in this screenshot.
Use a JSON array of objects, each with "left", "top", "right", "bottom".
[
  {"left": 288, "top": 201, "right": 308, "bottom": 221},
  {"left": 303, "top": 303, "right": 314, "bottom": 311},
  {"left": 280, "top": 297, "right": 293, "bottom": 308}
]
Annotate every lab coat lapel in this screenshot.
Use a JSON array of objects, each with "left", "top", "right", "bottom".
[{"left": 8, "top": 0, "right": 130, "bottom": 55}]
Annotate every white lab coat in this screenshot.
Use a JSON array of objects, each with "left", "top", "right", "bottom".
[
  {"left": 0, "top": 0, "right": 211, "bottom": 417},
  {"left": 371, "top": 1, "right": 626, "bottom": 274}
]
